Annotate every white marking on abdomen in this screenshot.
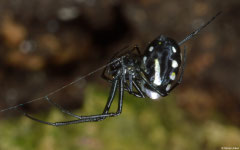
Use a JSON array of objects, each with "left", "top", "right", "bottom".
[
  {"left": 149, "top": 46, "right": 154, "bottom": 52},
  {"left": 172, "top": 47, "right": 176, "bottom": 53},
  {"left": 172, "top": 60, "right": 178, "bottom": 68},
  {"left": 153, "top": 59, "right": 162, "bottom": 86},
  {"left": 143, "top": 56, "right": 147, "bottom": 64},
  {"left": 145, "top": 88, "right": 161, "bottom": 99},
  {"left": 166, "top": 84, "right": 171, "bottom": 91},
  {"left": 170, "top": 72, "right": 176, "bottom": 80}
]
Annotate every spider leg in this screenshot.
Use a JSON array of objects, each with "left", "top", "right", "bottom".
[
  {"left": 111, "top": 45, "right": 142, "bottom": 61},
  {"left": 168, "top": 46, "right": 187, "bottom": 92},
  {"left": 117, "top": 46, "right": 141, "bottom": 57},
  {"left": 131, "top": 45, "right": 141, "bottom": 55},
  {"left": 123, "top": 75, "right": 146, "bottom": 95},
  {"left": 20, "top": 78, "right": 124, "bottom": 126},
  {"left": 28, "top": 77, "right": 118, "bottom": 120},
  {"left": 117, "top": 78, "right": 124, "bottom": 114},
  {"left": 110, "top": 45, "right": 130, "bottom": 60},
  {"left": 178, "top": 11, "right": 222, "bottom": 45},
  {"left": 124, "top": 83, "right": 140, "bottom": 97},
  {"left": 132, "top": 81, "right": 145, "bottom": 98},
  {"left": 128, "top": 73, "right": 133, "bottom": 91},
  {"left": 44, "top": 96, "right": 86, "bottom": 119},
  {"left": 102, "top": 79, "right": 119, "bottom": 114},
  {"left": 124, "top": 75, "right": 145, "bottom": 98},
  {"left": 20, "top": 94, "right": 116, "bottom": 122},
  {"left": 51, "top": 78, "right": 123, "bottom": 126}
]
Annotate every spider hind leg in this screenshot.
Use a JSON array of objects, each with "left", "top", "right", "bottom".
[{"left": 19, "top": 78, "right": 124, "bottom": 126}]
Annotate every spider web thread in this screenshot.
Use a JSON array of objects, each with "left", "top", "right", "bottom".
[{"left": 0, "top": 56, "right": 124, "bottom": 113}]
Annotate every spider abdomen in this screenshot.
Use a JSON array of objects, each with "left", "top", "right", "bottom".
[{"left": 141, "top": 35, "right": 182, "bottom": 99}]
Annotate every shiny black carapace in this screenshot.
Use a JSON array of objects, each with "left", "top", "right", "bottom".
[{"left": 22, "top": 12, "right": 222, "bottom": 126}]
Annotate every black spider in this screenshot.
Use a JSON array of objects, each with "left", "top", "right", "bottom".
[{"left": 21, "top": 12, "right": 221, "bottom": 126}]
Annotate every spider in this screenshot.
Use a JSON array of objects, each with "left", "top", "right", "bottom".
[{"left": 21, "top": 12, "right": 221, "bottom": 126}]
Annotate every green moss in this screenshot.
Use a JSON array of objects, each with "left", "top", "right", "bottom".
[{"left": 0, "top": 84, "right": 240, "bottom": 150}]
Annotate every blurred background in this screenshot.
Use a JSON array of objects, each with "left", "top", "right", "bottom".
[{"left": 0, "top": 0, "right": 240, "bottom": 150}]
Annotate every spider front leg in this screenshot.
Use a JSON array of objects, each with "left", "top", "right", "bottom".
[
  {"left": 131, "top": 81, "right": 146, "bottom": 98},
  {"left": 132, "top": 45, "right": 141, "bottom": 56},
  {"left": 114, "top": 45, "right": 142, "bottom": 58},
  {"left": 124, "top": 75, "right": 145, "bottom": 98}
]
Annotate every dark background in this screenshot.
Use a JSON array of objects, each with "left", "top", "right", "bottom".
[{"left": 0, "top": 0, "right": 239, "bottom": 150}]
